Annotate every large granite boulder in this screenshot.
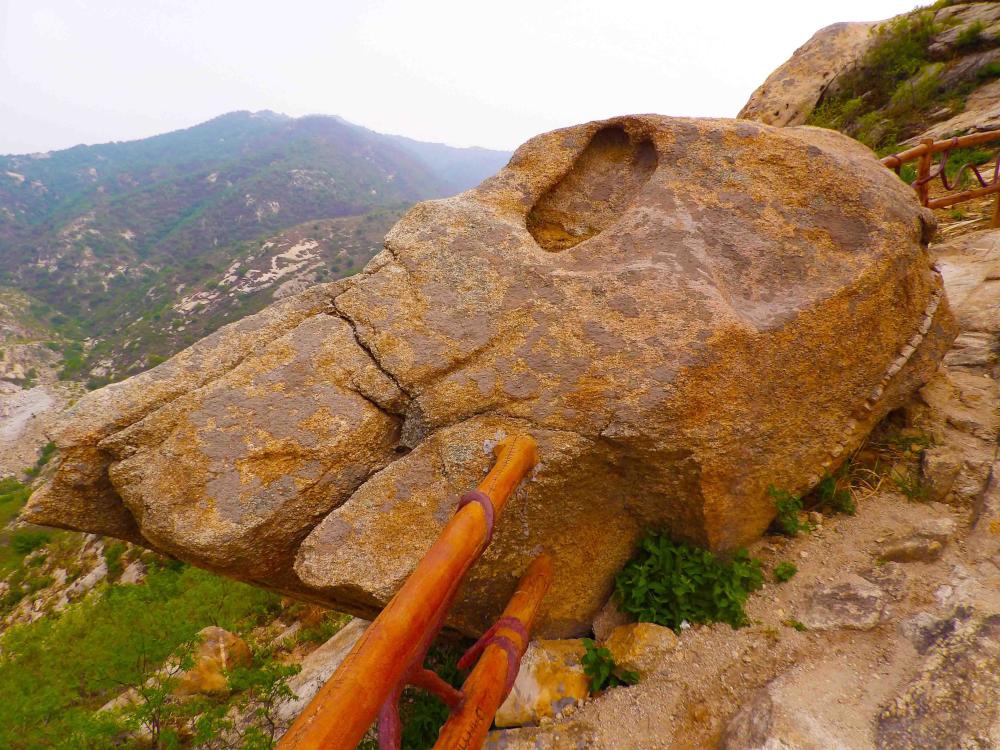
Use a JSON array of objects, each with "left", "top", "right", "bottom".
[{"left": 26, "top": 115, "right": 955, "bottom": 636}]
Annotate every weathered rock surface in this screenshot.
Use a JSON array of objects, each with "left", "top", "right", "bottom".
[
  {"left": 481, "top": 222, "right": 1000, "bottom": 749},
  {"left": 495, "top": 639, "right": 589, "bottom": 728},
  {"left": 273, "top": 619, "right": 368, "bottom": 726},
  {"left": 799, "top": 575, "right": 888, "bottom": 631},
  {"left": 877, "top": 614, "right": 1000, "bottom": 750},
  {"left": 26, "top": 115, "right": 955, "bottom": 636},
  {"left": 928, "top": 1, "right": 1000, "bottom": 60},
  {"left": 721, "top": 683, "right": 839, "bottom": 750},
  {"left": 878, "top": 518, "right": 956, "bottom": 563},
  {"left": 603, "top": 622, "right": 677, "bottom": 678},
  {"left": 909, "top": 229, "right": 1000, "bottom": 509},
  {"left": 738, "top": 22, "right": 876, "bottom": 127}
]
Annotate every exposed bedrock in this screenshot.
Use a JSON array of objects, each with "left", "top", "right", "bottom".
[{"left": 25, "top": 115, "right": 956, "bottom": 636}]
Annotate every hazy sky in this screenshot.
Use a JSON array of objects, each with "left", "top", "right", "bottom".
[{"left": 1, "top": 0, "right": 923, "bottom": 155}]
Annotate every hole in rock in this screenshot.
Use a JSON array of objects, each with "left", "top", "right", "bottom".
[{"left": 527, "top": 125, "right": 657, "bottom": 252}]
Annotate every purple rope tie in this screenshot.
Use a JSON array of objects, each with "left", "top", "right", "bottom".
[{"left": 456, "top": 489, "right": 495, "bottom": 547}]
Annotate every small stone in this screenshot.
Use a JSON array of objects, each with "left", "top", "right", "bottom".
[
  {"left": 799, "top": 575, "right": 887, "bottom": 631},
  {"left": 915, "top": 516, "right": 957, "bottom": 543},
  {"left": 878, "top": 518, "right": 955, "bottom": 564},
  {"left": 604, "top": 622, "right": 678, "bottom": 677},
  {"left": 592, "top": 594, "right": 632, "bottom": 641},
  {"left": 920, "top": 448, "right": 961, "bottom": 502},
  {"left": 495, "top": 640, "right": 590, "bottom": 728},
  {"left": 807, "top": 511, "right": 823, "bottom": 526},
  {"left": 879, "top": 537, "right": 944, "bottom": 563}
]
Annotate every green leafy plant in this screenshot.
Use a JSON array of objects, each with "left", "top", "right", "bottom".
[
  {"left": 783, "top": 618, "right": 808, "bottom": 632},
  {"left": 614, "top": 532, "right": 763, "bottom": 632},
  {"left": 768, "top": 486, "right": 811, "bottom": 537},
  {"left": 811, "top": 472, "right": 856, "bottom": 517},
  {"left": 581, "top": 638, "right": 639, "bottom": 692},
  {"left": 773, "top": 562, "right": 798, "bottom": 583}
]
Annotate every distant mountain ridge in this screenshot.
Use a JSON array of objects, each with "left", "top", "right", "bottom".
[{"left": 0, "top": 111, "right": 510, "bottom": 382}]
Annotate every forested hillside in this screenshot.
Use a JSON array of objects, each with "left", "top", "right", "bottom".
[{"left": 0, "top": 111, "right": 509, "bottom": 382}]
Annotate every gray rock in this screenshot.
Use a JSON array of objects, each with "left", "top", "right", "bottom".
[
  {"left": 877, "top": 614, "right": 1000, "bottom": 749},
  {"left": 878, "top": 517, "right": 957, "bottom": 563},
  {"left": 799, "top": 575, "right": 887, "bottom": 631},
  {"left": 118, "top": 560, "right": 146, "bottom": 585},
  {"left": 920, "top": 446, "right": 962, "bottom": 502},
  {"left": 719, "top": 688, "right": 775, "bottom": 750},
  {"left": 721, "top": 680, "right": 854, "bottom": 750},
  {"left": 859, "top": 562, "right": 908, "bottom": 600},
  {"left": 879, "top": 536, "right": 945, "bottom": 563},
  {"left": 273, "top": 619, "right": 368, "bottom": 726},
  {"left": 592, "top": 595, "right": 631, "bottom": 642},
  {"left": 486, "top": 721, "right": 596, "bottom": 750},
  {"left": 970, "top": 465, "right": 1000, "bottom": 566},
  {"left": 899, "top": 606, "right": 973, "bottom": 654}
]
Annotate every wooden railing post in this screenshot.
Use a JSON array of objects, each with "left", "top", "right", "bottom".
[
  {"left": 916, "top": 137, "right": 934, "bottom": 207},
  {"left": 275, "top": 434, "right": 539, "bottom": 750}
]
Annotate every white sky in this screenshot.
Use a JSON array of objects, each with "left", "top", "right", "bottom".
[{"left": 0, "top": 0, "right": 923, "bottom": 155}]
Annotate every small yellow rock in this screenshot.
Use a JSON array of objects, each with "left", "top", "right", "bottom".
[
  {"left": 495, "top": 639, "right": 590, "bottom": 728},
  {"left": 604, "top": 622, "right": 678, "bottom": 677}
]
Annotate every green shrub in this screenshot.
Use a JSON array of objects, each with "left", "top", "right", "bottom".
[
  {"left": 103, "top": 541, "right": 127, "bottom": 580},
  {"left": 0, "top": 477, "right": 31, "bottom": 507},
  {"left": 773, "top": 562, "right": 798, "bottom": 583},
  {"left": 768, "top": 486, "right": 811, "bottom": 537},
  {"left": 10, "top": 530, "right": 52, "bottom": 555},
  {"left": 783, "top": 618, "right": 808, "bottom": 631},
  {"left": 0, "top": 562, "right": 283, "bottom": 750},
  {"left": 811, "top": 473, "right": 857, "bottom": 516},
  {"left": 805, "top": 11, "right": 940, "bottom": 149},
  {"left": 581, "top": 638, "right": 639, "bottom": 692},
  {"left": 298, "top": 611, "right": 351, "bottom": 644},
  {"left": 614, "top": 532, "right": 763, "bottom": 632},
  {"left": 955, "top": 20, "right": 985, "bottom": 51},
  {"left": 977, "top": 61, "right": 1000, "bottom": 80}
]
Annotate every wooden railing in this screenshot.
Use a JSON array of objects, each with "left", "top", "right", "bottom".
[
  {"left": 276, "top": 434, "right": 547, "bottom": 750},
  {"left": 882, "top": 130, "right": 1000, "bottom": 226}
]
